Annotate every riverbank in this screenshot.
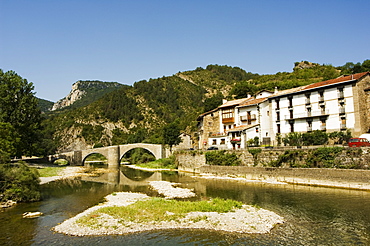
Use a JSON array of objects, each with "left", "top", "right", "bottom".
[
  {"left": 39, "top": 166, "right": 88, "bottom": 184},
  {"left": 53, "top": 181, "right": 284, "bottom": 236},
  {"left": 196, "top": 166, "right": 370, "bottom": 191}
]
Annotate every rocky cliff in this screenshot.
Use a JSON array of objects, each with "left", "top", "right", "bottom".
[{"left": 52, "top": 80, "right": 122, "bottom": 111}]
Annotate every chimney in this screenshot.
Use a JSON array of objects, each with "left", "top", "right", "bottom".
[
  {"left": 222, "top": 99, "right": 227, "bottom": 104},
  {"left": 274, "top": 87, "right": 278, "bottom": 94}
]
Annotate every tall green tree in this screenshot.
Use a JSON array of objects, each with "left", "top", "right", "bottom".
[
  {"left": 0, "top": 70, "right": 42, "bottom": 157},
  {"left": 162, "top": 121, "right": 182, "bottom": 151}
]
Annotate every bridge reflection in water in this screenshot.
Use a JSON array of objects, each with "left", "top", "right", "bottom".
[{"left": 81, "top": 166, "right": 162, "bottom": 187}]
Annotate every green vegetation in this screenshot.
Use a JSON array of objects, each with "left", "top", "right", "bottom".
[
  {"left": 37, "top": 98, "right": 54, "bottom": 112},
  {"left": 77, "top": 197, "right": 242, "bottom": 227},
  {"left": 0, "top": 69, "right": 42, "bottom": 157},
  {"left": 37, "top": 166, "right": 66, "bottom": 177},
  {"left": 0, "top": 163, "right": 40, "bottom": 202},
  {"left": 135, "top": 156, "right": 177, "bottom": 169},
  {"left": 248, "top": 148, "right": 262, "bottom": 166},
  {"left": 269, "top": 147, "right": 366, "bottom": 169},
  {"left": 163, "top": 121, "right": 182, "bottom": 151},
  {"left": 282, "top": 130, "right": 352, "bottom": 146},
  {"left": 205, "top": 150, "right": 241, "bottom": 166},
  {"left": 122, "top": 148, "right": 156, "bottom": 165}
]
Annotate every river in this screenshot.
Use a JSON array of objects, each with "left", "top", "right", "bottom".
[{"left": 1, "top": 166, "right": 370, "bottom": 245}]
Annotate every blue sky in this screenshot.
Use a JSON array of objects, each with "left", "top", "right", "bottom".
[{"left": 1, "top": 0, "right": 369, "bottom": 102}]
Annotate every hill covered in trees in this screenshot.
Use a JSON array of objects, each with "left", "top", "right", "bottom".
[{"left": 41, "top": 60, "right": 370, "bottom": 152}]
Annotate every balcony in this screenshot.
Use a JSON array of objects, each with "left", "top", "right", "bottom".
[
  {"left": 338, "top": 91, "right": 344, "bottom": 99},
  {"left": 320, "top": 125, "right": 327, "bottom": 131},
  {"left": 305, "top": 98, "right": 311, "bottom": 105},
  {"left": 284, "top": 109, "right": 329, "bottom": 120},
  {"left": 340, "top": 124, "right": 347, "bottom": 130},
  {"left": 222, "top": 117, "right": 234, "bottom": 124},
  {"left": 210, "top": 132, "right": 227, "bottom": 137},
  {"left": 240, "top": 115, "right": 256, "bottom": 123},
  {"left": 339, "top": 107, "right": 345, "bottom": 114}
]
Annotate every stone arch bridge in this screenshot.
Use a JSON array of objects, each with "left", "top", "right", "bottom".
[{"left": 52, "top": 143, "right": 167, "bottom": 168}]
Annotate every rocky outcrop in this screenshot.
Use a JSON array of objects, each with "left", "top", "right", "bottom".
[
  {"left": 52, "top": 81, "right": 86, "bottom": 110},
  {"left": 294, "top": 61, "right": 319, "bottom": 70},
  {"left": 52, "top": 80, "right": 122, "bottom": 111}
]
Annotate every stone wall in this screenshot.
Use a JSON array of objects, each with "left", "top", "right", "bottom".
[{"left": 176, "top": 148, "right": 370, "bottom": 190}]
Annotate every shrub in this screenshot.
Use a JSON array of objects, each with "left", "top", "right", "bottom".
[
  {"left": 248, "top": 148, "right": 262, "bottom": 166},
  {"left": 270, "top": 150, "right": 306, "bottom": 168},
  {"left": 0, "top": 163, "right": 41, "bottom": 202},
  {"left": 306, "top": 147, "right": 344, "bottom": 168},
  {"left": 205, "top": 150, "right": 241, "bottom": 166},
  {"left": 302, "top": 130, "right": 328, "bottom": 146}
]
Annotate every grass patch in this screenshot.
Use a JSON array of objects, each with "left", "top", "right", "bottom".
[
  {"left": 77, "top": 197, "right": 242, "bottom": 226},
  {"left": 135, "top": 156, "right": 177, "bottom": 169},
  {"left": 37, "top": 166, "right": 66, "bottom": 177}
]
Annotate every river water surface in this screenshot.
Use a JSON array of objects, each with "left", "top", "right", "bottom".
[{"left": 1, "top": 166, "right": 370, "bottom": 245}]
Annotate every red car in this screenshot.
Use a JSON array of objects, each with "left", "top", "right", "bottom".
[{"left": 348, "top": 138, "right": 370, "bottom": 147}]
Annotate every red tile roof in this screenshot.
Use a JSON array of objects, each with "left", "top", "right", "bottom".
[{"left": 304, "top": 72, "right": 369, "bottom": 90}]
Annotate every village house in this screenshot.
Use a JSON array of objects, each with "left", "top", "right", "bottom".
[{"left": 197, "top": 72, "right": 370, "bottom": 150}]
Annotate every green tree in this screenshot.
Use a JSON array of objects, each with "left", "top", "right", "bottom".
[
  {"left": 0, "top": 122, "right": 19, "bottom": 163},
  {"left": 0, "top": 70, "right": 42, "bottom": 157},
  {"left": 204, "top": 92, "right": 223, "bottom": 112},
  {"left": 163, "top": 121, "right": 182, "bottom": 151}
]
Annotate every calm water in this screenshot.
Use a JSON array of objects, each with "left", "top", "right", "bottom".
[{"left": 1, "top": 166, "right": 370, "bottom": 245}]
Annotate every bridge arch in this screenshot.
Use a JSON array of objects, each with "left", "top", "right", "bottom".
[
  {"left": 119, "top": 143, "right": 163, "bottom": 161},
  {"left": 82, "top": 152, "right": 108, "bottom": 166}
]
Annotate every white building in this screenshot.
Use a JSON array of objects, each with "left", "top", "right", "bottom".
[{"left": 198, "top": 72, "right": 370, "bottom": 149}]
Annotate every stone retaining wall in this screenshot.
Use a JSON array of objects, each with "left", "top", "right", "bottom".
[
  {"left": 175, "top": 148, "right": 370, "bottom": 190},
  {"left": 197, "top": 166, "right": 370, "bottom": 190}
]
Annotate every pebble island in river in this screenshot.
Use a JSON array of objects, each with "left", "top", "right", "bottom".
[{"left": 53, "top": 181, "right": 284, "bottom": 236}]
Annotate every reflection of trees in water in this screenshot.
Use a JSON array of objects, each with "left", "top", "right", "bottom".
[
  {"left": 120, "top": 166, "right": 154, "bottom": 181},
  {"left": 121, "top": 148, "right": 155, "bottom": 164}
]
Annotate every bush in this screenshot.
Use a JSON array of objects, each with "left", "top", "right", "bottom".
[
  {"left": 302, "top": 130, "right": 328, "bottom": 145},
  {"left": 205, "top": 150, "right": 241, "bottom": 166},
  {"left": 0, "top": 163, "right": 41, "bottom": 202},
  {"left": 248, "top": 148, "right": 262, "bottom": 166},
  {"left": 306, "top": 147, "right": 344, "bottom": 168}
]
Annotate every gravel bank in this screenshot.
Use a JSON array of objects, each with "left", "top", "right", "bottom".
[
  {"left": 39, "top": 167, "right": 87, "bottom": 184},
  {"left": 53, "top": 182, "right": 284, "bottom": 236},
  {"left": 149, "top": 181, "right": 196, "bottom": 198}
]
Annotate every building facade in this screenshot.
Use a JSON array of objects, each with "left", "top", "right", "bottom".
[{"left": 197, "top": 72, "right": 370, "bottom": 149}]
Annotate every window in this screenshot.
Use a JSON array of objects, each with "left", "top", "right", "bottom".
[
  {"left": 307, "top": 120, "right": 312, "bottom": 132},
  {"left": 307, "top": 107, "right": 312, "bottom": 117},
  {"left": 275, "top": 99, "right": 280, "bottom": 110},
  {"left": 305, "top": 93, "right": 311, "bottom": 104},
  {"left": 338, "top": 87, "right": 344, "bottom": 99},
  {"left": 276, "top": 112, "right": 280, "bottom": 121},
  {"left": 289, "top": 120, "right": 294, "bottom": 132},
  {"left": 212, "top": 139, "right": 217, "bottom": 145},
  {"left": 267, "top": 110, "right": 270, "bottom": 116},
  {"left": 221, "top": 139, "right": 225, "bottom": 144},
  {"left": 277, "top": 123, "right": 281, "bottom": 133},
  {"left": 319, "top": 91, "right": 324, "bottom": 102},
  {"left": 288, "top": 96, "right": 293, "bottom": 108},
  {"left": 222, "top": 108, "right": 233, "bottom": 119},
  {"left": 341, "top": 117, "right": 346, "bottom": 129}
]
